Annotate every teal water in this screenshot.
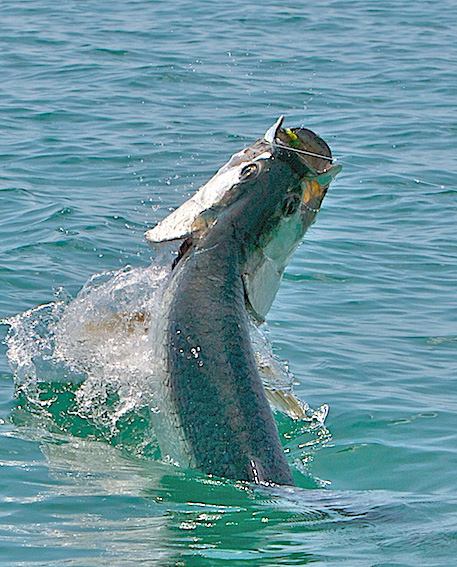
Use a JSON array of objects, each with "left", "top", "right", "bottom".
[{"left": 1, "top": 1, "right": 456, "bottom": 565}]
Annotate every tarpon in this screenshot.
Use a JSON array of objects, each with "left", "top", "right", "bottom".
[{"left": 146, "top": 117, "right": 341, "bottom": 485}]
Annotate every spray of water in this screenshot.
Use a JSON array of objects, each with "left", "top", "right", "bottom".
[{"left": 2, "top": 262, "right": 330, "bottom": 473}]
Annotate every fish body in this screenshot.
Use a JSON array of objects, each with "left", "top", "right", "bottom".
[{"left": 148, "top": 118, "right": 341, "bottom": 485}]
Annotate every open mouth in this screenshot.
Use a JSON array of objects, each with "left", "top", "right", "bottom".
[{"left": 271, "top": 125, "right": 342, "bottom": 214}]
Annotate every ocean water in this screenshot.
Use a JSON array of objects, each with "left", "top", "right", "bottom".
[{"left": 1, "top": 0, "right": 456, "bottom": 565}]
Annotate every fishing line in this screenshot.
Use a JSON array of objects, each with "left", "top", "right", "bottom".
[
  {"left": 272, "top": 140, "right": 335, "bottom": 162},
  {"left": 272, "top": 141, "right": 449, "bottom": 190},
  {"left": 335, "top": 156, "right": 448, "bottom": 189}
]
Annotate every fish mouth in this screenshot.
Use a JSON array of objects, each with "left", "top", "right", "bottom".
[
  {"left": 267, "top": 116, "right": 342, "bottom": 214},
  {"left": 301, "top": 166, "right": 342, "bottom": 214}
]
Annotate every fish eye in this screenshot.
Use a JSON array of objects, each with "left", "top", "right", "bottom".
[
  {"left": 239, "top": 162, "right": 259, "bottom": 182},
  {"left": 282, "top": 194, "right": 300, "bottom": 216}
]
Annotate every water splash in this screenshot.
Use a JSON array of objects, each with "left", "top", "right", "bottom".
[
  {"left": 3, "top": 265, "right": 169, "bottom": 434},
  {"left": 2, "top": 262, "right": 330, "bottom": 474}
]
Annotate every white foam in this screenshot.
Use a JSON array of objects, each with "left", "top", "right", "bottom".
[{"left": 3, "top": 262, "right": 326, "bottom": 440}]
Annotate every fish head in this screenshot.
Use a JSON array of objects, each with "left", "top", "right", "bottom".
[{"left": 145, "top": 117, "right": 342, "bottom": 320}]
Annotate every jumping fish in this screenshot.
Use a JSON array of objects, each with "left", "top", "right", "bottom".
[{"left": 146, "top": 117, "right": 341, "bottom": 485}]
